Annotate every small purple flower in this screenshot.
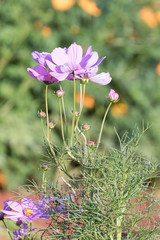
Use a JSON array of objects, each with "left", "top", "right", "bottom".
[
  {"left": 1, "top": 198, "right": 50, "bottom": 222},
  {"left": 0, "top": 200, "right": 12, "bottom": 220},
  {"left": 13, "top": 223, "right": 36, "bottom": 240},
  {"left": 108, "top": 89, "right": 119, "bottom": 102}
]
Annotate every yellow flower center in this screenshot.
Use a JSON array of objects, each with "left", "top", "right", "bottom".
[{"left": 23, "top": 208, "right": 33, "bottom": 217}]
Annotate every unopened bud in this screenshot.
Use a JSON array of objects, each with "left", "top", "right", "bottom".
[
  {"left": 16, "top": 220, "right": 22, "bottom": 226},
  {"left": 82, "top": 124, "right": 90, "bottom": 131},
  {"left": 41, "top": 164, "right": 50, "bottom": 171},
  {"left": 38, "top": 111, "right": 46, "bottom": 118},
  {"left": 56, "top": 90, "right": 64, "bottom": 97},
  {"left": 108, "top": 89, "right": 119, "bottom": 103},
  {"left": 72, "top": 110, "right": 79, "bottom": 116},
  {"left": 87, "top": 141, "right": 95, "bottom": 147},
  {"left": 48, "top": 122, "right": 55, "bottom": 129}
]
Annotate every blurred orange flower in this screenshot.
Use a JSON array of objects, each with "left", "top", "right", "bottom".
[
  {"left": 139, "top": 7, "right": 158, "bottom": 28},
  {"left": 0, "top": 170, "right": 7, "bottom": 190},
  {"left": 51, "top": 0, "right": 75, "bottom": 11},
  {"left": 41, "top": 26, "right": 52, "bottom": 37},
  {"left": 156, "top": 62, "right": 160, "bottom": 75},
  {"left": 78, "top": 0, "right": 101, "bottom": 17},
  {"left": 111, "top": 102, "right": 128, "bottom": 118},
  {"left": 156, "top": 11, "right": 160, "bottom": 23},
  {"left": 76, "top": 92, "right": 96, "bottom": 109}
]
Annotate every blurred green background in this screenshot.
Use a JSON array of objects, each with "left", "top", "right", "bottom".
[{"left": 0, "top": 0, "right": 160, "bottom": 189}]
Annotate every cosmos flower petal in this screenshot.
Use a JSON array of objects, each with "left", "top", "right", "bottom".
[
  {"left": 27, "top": 68, "right": 39, "bottom": 78},
  {"left": 6, "top": 201, "right": 22, "bottom": 212},
  {"left": 51, "top": 48, "right": 69, "bottom": 65},
  {"left": 90, "top": 72, "right": 112, "bottom": 85},
  {"left": 34, "top": 65, "right": 48, "bottom": 76},
  {"left": 85, "top": 51, "right": 99, "bottom": 68},
  {"left": 83, "top": 45, "right": 92, "bottom": 58},
  {"left": 67, "top": 42, "right": 83, "bottom": 65},
  {"left": 91, "top": 56, "right": 106, "bottom": 68},
  {"left": 50, "top": 71, "right": 69, "bottom": 81}
]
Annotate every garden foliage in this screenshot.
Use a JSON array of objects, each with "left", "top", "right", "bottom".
[{"left": 0, "top": 0, "right": 160, "bottom": 189}]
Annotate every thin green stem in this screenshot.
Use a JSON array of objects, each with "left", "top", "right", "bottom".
[
  {"left": 60, "top": 84, "right": 69, "bottom": 145},
  {"left": 59, "top": 98, "right": 66, "bottom": 146},
  {"left": 76, "top": 83, "right": 86, "bottom": 130},
  {"left": 96, "top": 102, "right": 112, "bottom": 150},
  {"left": 2, "top": 219, "right": 13, "bottom": 240},
  {"left": 70, "top": 73, "right": 76, "bottom": 147},
  {"left": 42, "top": 170, "right": 46, "bottom": 192},
  {"left": 116, "top": 216, "right": 123, "bottom": 240},
  {"left": 41, "top": 118, "right": 46, "bottom": 139},
  {"left": 45, "top": 85, "right": 49, "bottom": 140}
]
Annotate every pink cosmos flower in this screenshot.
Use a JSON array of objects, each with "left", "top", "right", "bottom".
[
  {"left": 31, "top": 51, "right": 51, "bottom": 66},
  {"left": 1, "top": 198, "right": 50, "bottom": 222}
]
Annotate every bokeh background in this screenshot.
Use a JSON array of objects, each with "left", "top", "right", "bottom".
[{"left": 0, "top": 0, "right": 160, "bottom": 190}]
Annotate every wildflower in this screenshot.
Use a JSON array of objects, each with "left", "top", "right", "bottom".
[
  {"left": 56, "top": 89, "right": 64, "bottom": 97},
  {"left": 1, "top": 198, "right": 50, "bottom": 222},
  {"left": 82, "top": 123, "right": 90, "bottom": 131},
  {"left": 108, "top": 89, "right": 119, "bottom": 102},
  {"left": 13, "top": 223, "right": 36, "bottom": 240}
]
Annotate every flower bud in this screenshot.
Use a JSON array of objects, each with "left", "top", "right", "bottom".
[
  {"left": 38, "top": 111, "right": 46, "bottom": 118},
  {"left": 87, "top": 141, "right": 95, "bottom": 147},
  {"left": 56, "top": 90, "right": 64, "bottom": 97},
  {"left": 16, "top": 220, "right": 22, "bottom": 226},
  {"left": 0, "top": 212, "right": 4, "bottom": 220},
  {"left": 72, "top": 110, "right": 79, "bottom": 116},
  {"left": 48, "top": 122, "right": 55, "bottom": 129},
  {"left": 108, "top": 89, "right": 119, "bottom": 102},
  {"left": 41, "top": 164, "right": 50, "bottom": 171},
  {"left": 82, "top": 124, "right": 90, "bottom": 131}
]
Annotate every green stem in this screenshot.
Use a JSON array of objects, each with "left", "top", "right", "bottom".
[
  {"left": 45, "top": 85, "right": 49, "bottom": 140},
  {"left": 42, "top": 170, "right": 46, "bottom": 192},
  {"left": 60, "top": 84, "right": 69, "bottom": 145},
  {"left": 96, "top": 102, "right": 112, "bottom": 150},
  {"left": 41, "top": 118, "right": 46, "bottom": 139},
  {"left": 2, "top": 219, "right": 13, "bottom": 240},
  {"left": 59, "top": 98, "right": 66, "bottom": 146},
  {"left": 70, "top": 73, "right": 76, "bottom": 147},
  {"left": 76, "top": 83, "right": 86, "bottom": 130},
  {"left": 116, "top": 216, "right": 123, "bottom": 240}
]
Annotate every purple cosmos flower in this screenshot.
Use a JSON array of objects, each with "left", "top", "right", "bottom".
[
  {"left": 46, "top": 43, "right": 106, "bottom": 81},
  {"left": 13, "top": 223, "right": 36, "bottom": 240},
  {"left": 1, "top": 198, "right": 50, "bottom": 222}
]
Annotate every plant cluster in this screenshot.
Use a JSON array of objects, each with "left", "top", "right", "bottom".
[{"left": 0, "top": 43, "right": 159, "bottom": 240}]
